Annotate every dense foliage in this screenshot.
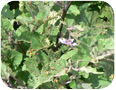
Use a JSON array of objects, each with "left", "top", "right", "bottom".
[{"left": 1, "top": 1, "right": 114, "bottom": 89}]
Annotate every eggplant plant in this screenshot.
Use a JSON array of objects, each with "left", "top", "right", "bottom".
[{"left": 1, "top": 1, "right": 114, "bottom": 89}]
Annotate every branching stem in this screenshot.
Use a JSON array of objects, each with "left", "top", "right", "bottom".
[
  {"left": 56, "top": 1, "right": 72, "bottom": 45},
  {"left": 10, "top": 74, "right": 26, "bottom": 88},
  {"left": 30, "top": 5, "right": 35, "bottom": 19}
]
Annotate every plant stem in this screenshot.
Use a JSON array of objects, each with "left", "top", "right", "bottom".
[
  {"left": 77, "top": 25, "right": 114, "bottom": 34},
  {"left": 54, "top": 1, "right": 63, "bottom": 9},
  {"left": 56, "top": 1, "right": 72, "bottom": 45},
  {"left": 10, "top": 74, "right": 26, "bottom": 88},
  {"left": 71, "top": 69, "right": 84, "bottom": 89},
  {"left": 30, "top": 5, "right": 35, "bottom": 19}
]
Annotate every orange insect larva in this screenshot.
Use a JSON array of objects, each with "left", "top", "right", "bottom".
[
  {"left": 38, "top": 62, "right": 40, "bottom": 64},
  {"left": 44, "top": 21, "right": 46, "bottom": 23},
  {"left": 31, "top": 49, "right": 34, "bottom": 51},
  {"left": 94, "top": 59, "right": 97, "bottom": 62},
  {"left": 103, "top": 31, "right": 106, "bottom": 34},
  {"left": 57, "top": 13, "right": 60, "bottom": 16},
  {"left": 30, "top": 52, "right": 32, "bottom": 56},
  {"left": 18, "top": 41, "right": 21, "bottom": 44},
  {"left": 111, "top": 74, "right": 114, "bottom": 79},
  {"left": 51, "top": 67, "right": 55, "bottom": 70},
  {"left": 55, "top": 79, "right": 59, "bottom": 83},
  {"left": 5, "top": 44, "right": 7, "bottom": 46},
  {"left": 46, "top": 71, "right": 49, "bottom": 75},
  {"left": 48, "top": 16, "right": 51, "bottom": 19},
  {"left": 48, "top": 25, "right": 51, "bottom": 29},
  {"left": 34, "top": 52, "right": 37, "bottom": 55},
  {"left": 65, "top": 68, "right": 68, "bottom": 73},
  {"left": 27, "top": 50, "right": 31, "bottom": 53},
  {"left": 90, "top": 56, "right": 93, "bottom": 59},
  {"left": 37, "top": 19, "right": 39, "bottom": 21},
  {"left": 95, "top": 63, "right": 98, "bottom": 66},
  {"left": 46, "top": 1, "right": 49, "bottom": 3},
  {"left": 44, "top": 20, "right": 46, "bottom": 24}
]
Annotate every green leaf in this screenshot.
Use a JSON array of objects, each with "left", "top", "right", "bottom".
[
  {"left": 19, "top": 1, "right": 25, "bottom": 12},
  {"left": 74, "top": 3, "right": 104, "bottom": 27},
  {"left": 65, "top": 16, "right": 75, "bottom": 26},
  {"left": 1, "top": 17, "right": 14, "bottom": 30},
  {"left": 97, "top": 60, "right": 114, "bottom": 80},
  {"left": 23, "top": 57, "right": 40, "bottom": 77},
  {"left": 82, "top": 83, "right": 92, "bottom": 89},
  {"left": 29, "top": 58, "right": 68, "bottom": 89},
  {"left": 39, "top": 82, "right": 53, "bottom": 89},
  {"left": 52, "top": 27, "right": 59, "bottom": 36},
  {"left": 2, "top": 49, "right": 23, "bottom": 70},
  {"left": 69, "top": 80, "right": 77, "bottom": 89},
  {"left": 98, "top": 77, "right": 111, "bottom": 89},
  {"left": 100, "top": 5, "right": 114, "bottom": 25},
  {"left": 79, "top": 71, "right": 89, "bottom": 78},
  {"left": 1, "top": 61, "right": 12, "bottom": 79},
  {"left": 18, "top": 31, "right": 49, "bottom": 50},
  {"left": 15, "top": 25, "right": 29, "bottom": 37},
  {"left": 59, "top": 75, "right": 69, "bottom": 83},
  {"left": 36, "top": 5, "right": 50, "bottom": 20},
  {"left": 60, "top": 49, "right": 78, "bottom": 60},
  {"left": 16, "top": 71, "right": 30, "bottom": 85},
  {"left": 79, "top": 66, "right": 104, "bottom": 74},
  {"left": 1, "top": 4, "right": 15, "bottom": 19},
  {"left": 10, "top": 50, "right": 23, "bottom": 69},
  {"left": 14, "top": 8, "right": 22, "bottom": 17},
  {"left": 16, "top": 13, "right": 33, "bottom": 26},
  {"left": 68, "top": 5, "right": 80, "bottom": 15},
  {"left": 18, "top": 31, "right": 32, "bottom": 42},
  {"left": 38, "top": 50, "right": 50, "bottom": 67},
  {"left": 85, "top": 74, "right": 112, "bottom": 89},
  {"left": 50, "top": 59, "right": 68, "bottom": 76}
]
